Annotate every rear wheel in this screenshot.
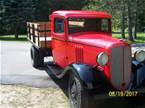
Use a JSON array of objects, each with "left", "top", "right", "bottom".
[
  {"left": 30, "top": 46, "right": 44, "bottom": 68},
  {"left": 68, "top": 73, "right": 89, "bottom": 108}
]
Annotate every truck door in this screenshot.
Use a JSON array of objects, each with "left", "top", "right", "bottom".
[{"left": 51, "top": 17, "right": 67, "bottom": 68}]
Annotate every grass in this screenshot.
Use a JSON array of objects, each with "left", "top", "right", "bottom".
[
  {"left": 0, "top": 35, "right": 27, "bottom": 41},
  {"left": 0, "top": 33, "right": 145, "bottom": 44},
  {"left": 113, "top": 32, "right": 145, "bottom": 44}
]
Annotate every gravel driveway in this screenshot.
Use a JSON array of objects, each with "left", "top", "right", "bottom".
[
  {"left": 0, "top": 41, "right": 59, "bottom": 88},
  {"left": 0, "top": 41, "right": 69, "bottom": 108},
  {"left": 0, "top": 85, "right": 69, "bottom": 108}
]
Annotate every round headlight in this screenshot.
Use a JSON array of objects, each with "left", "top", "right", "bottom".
[
  {"left": 97, "top": 52, "right": 109, "bottom": 66},
  {"left": 135, "top": 50, "right": 145, "bottom": 62}
]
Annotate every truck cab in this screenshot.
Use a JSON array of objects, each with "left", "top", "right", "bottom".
[
  {"left": 27, "top": 10, "right": 145, "bottom": 108},
  {"left": 51, "top": 11, "right": 112, "bottom": 68}
]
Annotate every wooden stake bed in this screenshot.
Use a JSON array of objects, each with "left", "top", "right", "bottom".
[{"left": 27, "top": 22, "right": 51, "bottom": 48}]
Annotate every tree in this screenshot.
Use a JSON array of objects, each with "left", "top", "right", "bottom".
[
  {"left": 0, "top": 0, "right": 88, "bottom": 36},
  {"left": 0, "top": 0, "right": 37, "bottom": 37},
  {"left": 0, "top": 0, "right": 144, "bottom": 37},
  {"left": 83, "top": 0, "right": 145, "bottom": 41}
]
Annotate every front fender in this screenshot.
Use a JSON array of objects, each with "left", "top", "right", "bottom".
[
  {"left": 137, "top": 63, "right": 145, "bottom": 86},
  {"left": 65, "top": 64, "right": 94, "bottom": 89},
  {"left": 131, "top": 60, "right": 145, "bottom": 88}
]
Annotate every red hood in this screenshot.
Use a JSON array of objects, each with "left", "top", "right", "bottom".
[{"left": 69, "top": 32, "right": 128, "bottom": 49}]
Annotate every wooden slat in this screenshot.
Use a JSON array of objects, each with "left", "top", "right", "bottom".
[{"left": 27, "top": 22, "right": 51, "bottom": 48}]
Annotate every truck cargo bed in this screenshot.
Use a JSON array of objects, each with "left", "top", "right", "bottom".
[{"left": 27, "top": 22, "right": 51, "bottom": 48}]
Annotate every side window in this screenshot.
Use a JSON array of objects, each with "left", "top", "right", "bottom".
[{"left": 54, "top": 18, "right": 64, "bottom": 33}]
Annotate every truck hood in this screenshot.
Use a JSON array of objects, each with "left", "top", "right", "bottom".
[
  {"left": 69, "top": 32, "right": 127, "bottom": 49},
  {"left": 69, "top": 32, "right": 131, "bottom": 90}
]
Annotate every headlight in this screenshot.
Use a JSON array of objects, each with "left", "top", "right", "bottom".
[
  {"left": 134, "top": 50, "right": 145, "bottom": 62},
  {"left": 97, "top": 52, "right": 109, "bottom": 66}
]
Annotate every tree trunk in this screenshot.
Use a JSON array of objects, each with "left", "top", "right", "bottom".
[
  {"left": 15, "top": 30, "right": 18, "bottom": 39},
  {"left": 121, "top": 0, "right": 125, "bottom": 39},
  {"left": 132, "top": 12, "right": 137, "bottom": 39},
  {"left": 14, "top": 23, "right": 19, "bottom": 39},
  {"left": 127, "top": 0, "right": 134, "bottom": 41},
  {"left": 132, "top": 0, "right": 138, "bottom": 39}
]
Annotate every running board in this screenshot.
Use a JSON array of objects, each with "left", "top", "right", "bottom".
[{"left": 46, "top": 64, "right": 65, "bottom": 79}]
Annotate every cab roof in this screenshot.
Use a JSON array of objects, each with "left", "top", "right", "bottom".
[{"left": 52, "top": 10, "right": 112, "bottom": 19}]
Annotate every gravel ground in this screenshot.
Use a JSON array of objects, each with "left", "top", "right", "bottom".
[{"left": 0, "top": 85, "right": 70, "bottom": 108}]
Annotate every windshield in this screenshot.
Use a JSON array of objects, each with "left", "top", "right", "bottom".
[{"left": 68, "top": 18, "right": 111, "bottom": 34}]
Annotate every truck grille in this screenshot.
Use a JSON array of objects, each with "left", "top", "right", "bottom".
[{"left": 110, "top": 46, "right": 131, "bottom": 90}]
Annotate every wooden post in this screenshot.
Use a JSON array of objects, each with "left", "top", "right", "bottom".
[
  {"left": 38, "top": 25, "right": 40, "bottom": 46},
  {"left": 28, "top": 24, "right": 31, "bottom": 39},
  {"left": 32, "top": 24, "right": 35, "bottom": 43}
]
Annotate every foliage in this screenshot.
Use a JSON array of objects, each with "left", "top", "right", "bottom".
[
  {"left": 0, "top": 0, "right": 37, "bottom": 36},
  {"left": 83, "top": 0, "right": 145, "bottom": 41},
  {"left": 0, "top": 0, "right": 87, "bottom": 36},
  {"left": 0, "top": 0, "right": 145, "bottom": 41}
]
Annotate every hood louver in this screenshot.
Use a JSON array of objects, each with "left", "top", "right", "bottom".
[{"left": 75, "top": 45, "right": 84, "bottom": 63}]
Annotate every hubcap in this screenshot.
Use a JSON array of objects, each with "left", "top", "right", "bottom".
[{"left": 70, "top": 80, "right": 78, "bottom": 107}]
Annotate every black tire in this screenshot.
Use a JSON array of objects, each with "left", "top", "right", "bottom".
[
  {"left": 47, "top": 48, "right": 52, "bottom": 56},
  {"left": 30, "top": 46, "right": 44, "bottom": 68},
  {"left": 68, "top": 73, "right": 89, "bottom": 108}
]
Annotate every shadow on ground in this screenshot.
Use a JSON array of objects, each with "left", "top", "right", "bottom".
[
  {"left": 38, "top": 65, "right": 145, "bottom": 108},
  {"left": 36, "top": 66, "right": 69, "bottom": 97}
]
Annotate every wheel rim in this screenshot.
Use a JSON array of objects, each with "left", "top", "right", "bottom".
[{"left": 69, "top": 77, "right": 81, "bottom": 108}]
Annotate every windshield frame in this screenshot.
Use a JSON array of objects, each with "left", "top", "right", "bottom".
[{"left": 67, "top": 17, "right": 112, "bottom": 35}]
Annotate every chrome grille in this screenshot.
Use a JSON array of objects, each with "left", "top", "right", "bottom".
[{"left": 110, "top": 46, "right": 131, "bottom": 90}]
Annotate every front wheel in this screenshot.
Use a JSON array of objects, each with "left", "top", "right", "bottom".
[{"left": 68, "top": 73, "right": 89, "bottom": 108}]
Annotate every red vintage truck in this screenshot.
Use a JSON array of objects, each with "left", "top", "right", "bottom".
[{"left": 27, "top": 11, "right": 145, "bottom": 108}]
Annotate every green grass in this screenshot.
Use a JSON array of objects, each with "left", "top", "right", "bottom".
[
  {"left": 0, "top": 33, "right": 145, "bottom": 44},
  {"left": 113, "top": 32, "right": 145, "bottom": 44},
  {"left": 0, "top": 35, "right": 27, "bottom": 41}
]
